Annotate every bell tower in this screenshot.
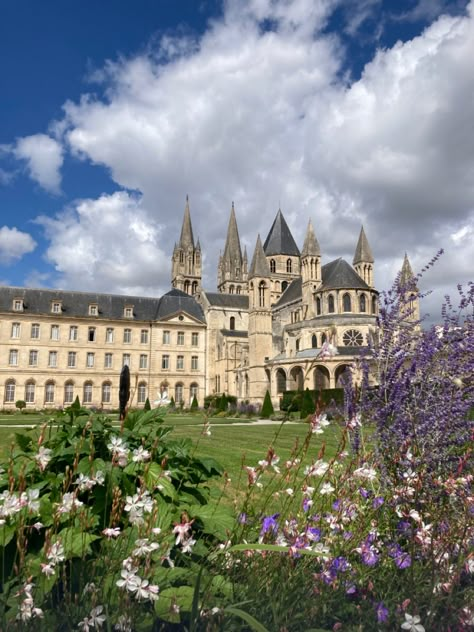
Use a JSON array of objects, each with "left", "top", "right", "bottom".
[{"left": 171, "top": 196, "right": 202, "bottom": 295}]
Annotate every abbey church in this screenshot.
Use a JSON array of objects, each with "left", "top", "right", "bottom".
[{"left": 0, "top": 199, "right": 417, "bottom": 410}]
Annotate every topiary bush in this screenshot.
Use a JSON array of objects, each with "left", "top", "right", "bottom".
[{"left": 260, "top": 390, "right": 274, "bottom": 419}]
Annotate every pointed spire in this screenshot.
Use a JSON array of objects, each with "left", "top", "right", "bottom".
[
  {"left": 222, "top": 202, "right": 243, "bottom": 263},
  {"left": 249, "top": 235, "right": 271, "bottom": 278},
  {"left": 353, "top": 226, "right": 374, "bottom": 264},
  {"left": 178, "top": 195, "right": 195, "bottom": 249},
  {"left": 301, "top": 219, "right": 321, "bottom": 256},
  {"left": 243, "top": 246, "right": 248, "bottom": 263},
  {"left": 263, "top": 209, "right": 300, "bottom": 256},
  {"left": 400, "top": 253, "right": 417, "bottom": 288}
]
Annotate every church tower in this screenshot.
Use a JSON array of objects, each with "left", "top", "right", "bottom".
[
  {"left": 171, "top": 196, "right": 202, "bottom": 295},
  {"left": 301, "top": 219, "right": 321, "bottom": 318},
  {"left": 247, "top": 235, "right": 273, "bottom": 403},
  {"left": 399, "top": 253, "right": 420, "bottom": 323},
  {"left": 217, "top": 202, "right": 248, "bottom": 295},
  {"left": 353, "top": 226, "right": 374, "bottom": 287},
  {"left": 263, "top": 209, "right": 300, "bottom": 303}
]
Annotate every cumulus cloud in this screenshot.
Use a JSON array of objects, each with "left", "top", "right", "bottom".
[
  {"left": 36, "top": 191, "right": 168, "bottom": 295},
  {"left": 0, "top": 226, "right": 37, "bottom": 264},
  {"left": 13, "top": 134, "right": 64, "bottom": 193},
  {"left": 33, "top": 0, "right": 473, "bottom": 321}
]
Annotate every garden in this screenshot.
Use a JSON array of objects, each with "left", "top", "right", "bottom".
[{"left": 0, "top": 272, "right": 472, "bottom": 631}]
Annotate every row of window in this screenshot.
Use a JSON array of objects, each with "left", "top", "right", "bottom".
[
  {"left": 13, "top": 298, "right": 136, "bottom": 318},
  {"left": 315, "top": 293, "right": 377, "bottom": 316},
  {"left": 6, "top": 349, "right": 201, "bottom": 371},
  {"left": 295, "top": 329, "right": 365, "bottom": 352},
  {"left": 269, "top": 258, "right": 294, "bottom": 274},
  {"left": 4, "top": 379, "right": 199, "bottom": 405},
  {"left": 7, "top": 323, "right": 200, "bottom": 346}
]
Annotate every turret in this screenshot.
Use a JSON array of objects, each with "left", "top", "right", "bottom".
[
  {"left": 263, "top": 208, "right": 300, "bottom": 303},
  {"left": 217, "top": 202, "right": 248, "bottom": 295},
  {"left": 171, "top": 196, "right": 202, "bottom": 295},
  {"left": 399, "top": 253, "right": 420, "bottom": 322},
  {"left": 301, "top": 219, "right": 321, "bottom": 317},
  {"left": 353, "top": 226, "right": 374, "bottom": 287}
]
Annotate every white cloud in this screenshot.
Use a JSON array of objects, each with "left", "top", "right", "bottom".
[
  {"left": 36, "top": 191, "right": 168, "bottom": 295},
  {"left": 0, "top": 226, "right": 37, "bottom": 264},
  {"left": 31, "top": 0, "right": 473, "bottom": 320},
  {"left": 13, "top": 134, "right": 64, "bottom": 194}
]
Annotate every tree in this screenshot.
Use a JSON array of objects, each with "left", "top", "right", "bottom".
[
  {"left": 300, "top": 388, "right": 315, "bottom": 419},
  {"left": 219, "top": 393, "right": 228, "bottom": 412},
  {"left": 261, "top": 390, "right": 274, "bottom": 419},
  {"left": 190, "top": 395, "right": 199, "bottom": 411},
  {"left": 144, "top": 397, "right": 151, "bottom": 411},
  {"left": 15, "top": 400, "right": 26, "bottom": 414}
]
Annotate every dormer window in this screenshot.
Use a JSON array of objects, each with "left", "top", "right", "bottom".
[
  {"left": 13, "top": 299, "right": 24, "bottom": 311},
  {"left": 89, "top": 304, "right": 98, "bottom": 316},
  {"left": 51, "top": 301, "right": 62, "bottom": 314},
  {"left": 124, "top": 306, "right": 134, "bottom": 318}
]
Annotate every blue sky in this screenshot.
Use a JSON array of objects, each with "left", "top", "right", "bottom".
[{"left": 0, "top": 0, "right": 472, "bottom": 321}]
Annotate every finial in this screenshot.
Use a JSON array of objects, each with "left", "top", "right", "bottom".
[{"left": 232, "top": 200, "right": 234, "bottom": 210}]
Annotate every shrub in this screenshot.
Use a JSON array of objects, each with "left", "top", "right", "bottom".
[
  {"left": 260, "top": 390, "right": 274, "bottom": 418},
  {"left": 143, "top": 397, "right": 151, "bottom": 411},
  {"left": 15, "top": 400, "right": 26, "bottom": 413},
  {"left": 190, "top": 395, "right": 199, "bottom": 411},
  {"left": 300, "top": 387, "right": 315, "bottom": 419}
]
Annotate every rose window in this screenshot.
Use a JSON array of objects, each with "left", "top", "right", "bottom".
[{"left": 343, "top": 329, "right": 364, "bottom": 347}]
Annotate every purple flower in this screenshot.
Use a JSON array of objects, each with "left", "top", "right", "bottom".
[
  {"left": 260, "top": 513, "right": 279, "bottom": 538},
  {"left": 357, "top": 539, "right": 379, "bottom": 566},
  {"left": 238, "top": 512, "right": 247, "bottom": 524},
  {"left": 394, "top": 551, "right": 412, "bottom": 569},
  {"left": 376, "top": 601, "right": 389, "bottom": 623},
  {"left": 359, "top": 487, "right": 370, "bottom": 499},
  {"left": 331, "top": 556, "right": 351, "bottom": 573},
  {"left": 302, "top": 497, "right": 312, "bottom": 513},
  {"left": 372, "top": 496, "right": 384, "bottom": 509}
]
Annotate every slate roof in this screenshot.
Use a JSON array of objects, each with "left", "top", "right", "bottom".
[
  {"left": 320, "top": 258, "right": 370, "bottom": 291},
  {"left": 220, "top": 329, "right": 248, "bottom": 338},
  {"left": 178, "top": 196, "right": 195, "bottom": 249},
  {"left": 263, "top": 209, "right": 300, "bottom": 256},
  {"left": 353, "top": 226, "right": 374, "bottom": 264},
  {"left": 249, "top": 234, "right": 271, "bottom": 278},
  {"left": 204, "top": 292, "right": 249, "bottom": 309},
  {"left": 0, "top": 286, "right": 206, "bottom": 323},
  {"left": 274, "top": 277, "right": 302, "bottom": 307},
  {"left": 301, "top": 220, "right": 320, "bottom": 257}
]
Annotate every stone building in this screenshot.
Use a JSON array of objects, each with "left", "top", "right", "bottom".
[{"left": 0, "top": 197, "right": 417, "bottom": 409}]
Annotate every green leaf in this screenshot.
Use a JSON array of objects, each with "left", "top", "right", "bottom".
[
  {"left": 196, "top": 457, "right": 224, "bottom": 476},
  {"left": 55, "top": 527, "right": 100, "bottom": 558},
  {"left": 154, "top": 585, "right": 194, "bottom": 622},
  {"left": 0, "top": 523, "right": 17, "bottom": 547},
  {"left": 15, "top": 431, "right": 33, "bottom": 452},
  {"left": 227, "top": 543, "right": 326, "bottom": 557},
  {"left": 187, "top": 504, "right": 235, "bottom": 539},
  {"left": 224, "top": 606, "right": 270, "bottom": 632},
  {"left": 145, "top": 463, "right": 176, "bottom": 500}
]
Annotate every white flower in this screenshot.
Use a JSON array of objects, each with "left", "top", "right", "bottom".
[
  {"left": 35, "top": 447, "right": 52, "bottom": 471},
  {"left": 57, "top": 492, "right": 83, "bottom": 514},
  {"left": 40, "top": 563, "right": 55, "bottom": 577},
  {"left": 75, "top": 473, "right": 95, "bottom": 492},
  {"left": 304, "top": 460, "right": 329, "bottom": 477},
  {"left": 173, "top": 522, "right": 192, "bottom": 545},
  {"left": 285, "top": 488, "right": 294, "bottom": 496},
  {"left": 102, "top": 527, "right": 121, "bottom": 538},
  {"left": 152, "top": 527, "right": 162, "bottom": 535},
  {"left": 107, "top": 436, "right": 126, "bottom": 451},
  {"left": 114, "top": 615, "right": 132, "bottom": 632},
  {"left": 353, "top": 466, "right": 377, "bottom": 481},
  {"left": 0, "top": 491, "right": 22, "bottom": 517},
  {"left": 132, "top": 538, "right": 160, "bottom": 557},
  {"left": 116, "top": 569, "right": 140, "bottom": 592},
  {"left": 132, "top": 446, "right": 151, "bottom": 463},
  {"left": 181, "top": 537, "right": 196, "bottom": 553},
  {"left": 320, "top": 482, "right": 335, "bottom": 495},
  {"left": 47, "top": 541, "right": 65, "bottom": 564},
  {"left": 78, "top": 606, "right": 106, "bottom": 631},
  {"left": 401, "top": 613, "right": 425, "bottom": 632}
]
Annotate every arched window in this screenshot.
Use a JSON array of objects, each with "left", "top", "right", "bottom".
[
  {"left": 45, "top": 381, "right": 55, "bottom": 405},
  {"left": 270, "top": 259, "right": 276, "bottom": 273},
  {"left": 286, "top": 258, "right": 292, "bottom": 273},
  {"left": 25, "top": 381, "right": 36, "bottom": 404},
  {"left": 328, "top": 294, "right": 335, "bottom": 313},
  {"left": 102, "top": 382, "right": 111, "bottom": 404},
  {"left": 311, "top": 334, "right": 317, "bottom": 348},
  {"left": 175, "top": 383, "right": 184, "bottom": 404},
  {"left": 184, "top": 280, "right": 190, "bottom": 294},
  {"left": 83, "top": 381, "right": 93, "bottom": 404},
  {"left": 179, "top": 252, "right": 184, "bottom": 263},
  {"left": 316, "top": 296, "right": 321, "bottom": 315},
  {"left": 359, "top": 294, "right": 367, "bottom": 312},
  {"left": 296, "top": 338, "right": 300, "bottom": 352},
  {"left": 372, "top": 295, "right": 377, "bottom": 314},
  {"left": 137, "top": 382, "right": 147, "bottom": 404},
  {"left": 192, "top": 281, "right": 198, "bottom": 295},
  {"left": 343, "top": 293, "right": 351, "bottom": 312},
  {"left": 236, "top": 286, "right": 241, "bottom": 294},
  {"left": 321, "top": 333, "right": 327, "bottom": 345},
  {"left": 190, "top": 383, "right": 199, "bottom": 403},
  {"left": 281, "top": 281, "right": 288, "bottom": 292},
  {"left": 4, "top": 380, "right": 15, "bottom": 403},
  {"left": 230, "top": 316, "right": 235, "bottom": 330},
  {"left": 229, "top": 285, "right": 234, "bottom": 294},
  {"left": 258, "top": 281, "right": 266, "bottom": 307},
  {"left": 64, "top": 381, "right": 74, "bottom": 404}
]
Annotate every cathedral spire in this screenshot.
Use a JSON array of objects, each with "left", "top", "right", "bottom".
[
  {"left": 178, "top": 195, "right": 195, "bottom": 249},
  {"left": 217, "top": 202, "right": 248, "bottom": 294},
  {"left": 249, "top": 234, "right": 271, "bottom": 278},
  {"left": 301, "top": 219, "right": 321, "bottom": 257},
  {"left": 171, "top": 196, "right": 201, "bottom": 295},
  {"left": 353, "top": 226, "right": 374, "bottom": 287},
  {"left": 400, "top": 253, "right": 417, "bottom": 289},
  {"left": 263, "top": 209, "right": 300, "bottom": 256},
  {"left": 222, "top": 201, "right": 243, "bottom": 263}
]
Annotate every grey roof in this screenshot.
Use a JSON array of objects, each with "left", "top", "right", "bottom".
[
  {"left": 249, "top": 234, "right": 271, "bottom": 278},
  {"left": 205, "top": 292, "right": 249, "bottom": 309},
  {"left": 301, "top": 219, "right": 321, "bottom": 257},
  {"left": 178, "top": 196, "right": 195, "bottom": 249},
  {"left": 320, "top": 258, "right": 370, "bottom": 291},
  {"left": 220, "top": 329, "right": 248, "bottom": 338},
  {"left": 274, "top": 277, "right": 302, "bottom": 307},
  {"left": 263, "top": 209, "right": 300, "bottom": 256},
  {"left": 353, "top": 226, "right": 374, "bottom": 264},
  {"left": 222, "top": 202, "right": 243, "bottom": 265},
  {"left": 0, "top": 285, "right": 205, "bottom": 323}
]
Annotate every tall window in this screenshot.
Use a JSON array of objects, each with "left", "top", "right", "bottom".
[
  {"left": 4, "top": 380, "right": 15, "bottom": 403},
  {"left": 343, "top": 293, "right": 352, "bottom": 312},
  {"left": 89, "top": 304, "right": 98, "bottom": 316},
  {"left": 122, "top": 354, "right": 131, "bottom": 367},
  {"left": 102, "top": 382, "right": 111, "bottom": 404},
  {"left": 372, "top": 295, "right": 377, "bottom": 314},
  {"left": 29, "top": 350, "right": 38, "bottom": 366},
  {"left": 124, "top": 306, "right": 133, "bottom": 318},
  {"left": 31, "top": 323, "right": 40, "bottom": 339},
  {"left": 191, "top": 332, "right": 199, "bottom": 346},
  {"left": 104, "top": 353, "right": 113, "bottom": 369},
  {"left": 106, "top": 328, "right": 114, "bottom": 343},
  {"left": 270, "top": 259, "right": 276, "bottom": 273},
  {"left": 44, "top": 382, "right": 55, "bottom": 404},
  {"left": 9, "top": 349, "right": 18, "bottom": 366},
  {"left": 140, "top": 329, "right": 149, "bottom": 344},
  {"left": 25, "top": 382, "right": 35, "bottom": 404},
  {"left": 123, "top": 329, "right": 132, "bottom": 343},
  {"left": 139, "top": 354, "right": 148, "bottom": 369},
  {"left": 48, "top": 351, "right": 57, "bottom": 368},
  {"left": 286, "top": 258, "right": 292, "bottom": 273},
  {"left": 69, "top": 326, "right": 78, "bottom": 341},
  {"left": 190, "top": 383, "right": 198, "bottom": 401},
  {"left": 13, "top": 299, "right": 23, "bottom": 311},
  {"left": 177, "top": 355, "right": 184, "bottom": 370},
  {"left": 83, "top": 382, "right": 93, "bottom": 404},
  {"left": 64, "top": 382, "right": 74, "bottom": 404},
  {"left": 88, "top": 327, "right": 96, "bottom": 342},
  {"left": 137, "top": 383, "right": 147, "bottom": 404},
  {"left": 316, "top": 296, "right": 321, "bottom": 315},
  {"left": 177, "top": 331, "right": 185, "bottom": 345},
  {"left": 68, "top": 352, "right": 76, "bottom": 368},
  {"left": 328, "top": 295, "right": 335, "bottom": 313},
  {"left": 163, "top": 331, "right": 170, "bottom": 344},
  {"left": 359, "top": 294, "right": 367, "bottom": 313},
  {"left": 191, "top": 356, "right": 198, "bottom": 370},
  {"left": 312, "top": 334, "right": 317, "bottom": 348},
  {"left": 162, "top": 355, "right": 169, "bottom": 369},
  {"left": 86, "top": 352, "right": 95, "bottom": 368},
  {"left": 51, "top": 302, "right": 61, "bottom": 314},
  {"left": 175, "top": 383, "right": 183, "bottom": 404},
  {"left": 11, "top": 322, "right": 21, "bottom": 338},
  {"left": 258, "top": 281, "right": 266, "bottom": 307},
  {"left": 230, "top": 316, "right": 235, "bottom": 330},
  {"left": 51, "top": 325, "right": 60, "bottom": 341}
]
